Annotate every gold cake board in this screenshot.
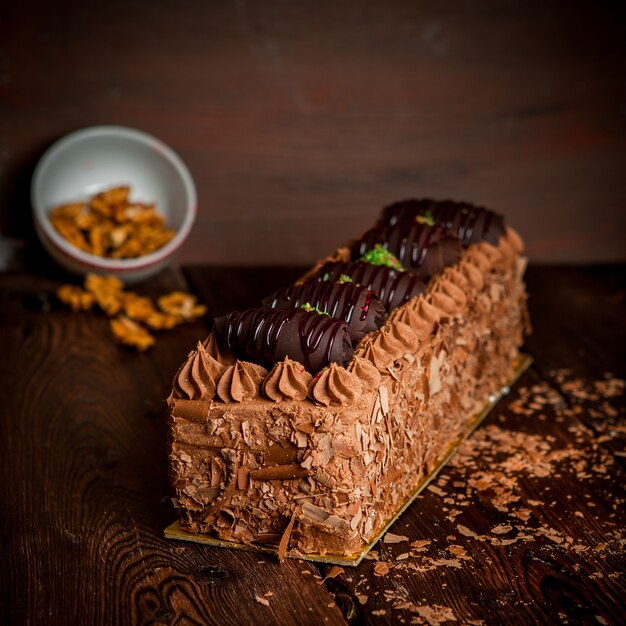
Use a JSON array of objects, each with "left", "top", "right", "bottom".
[{"left": 165, "top": 354, "right": 533, "bottom": 566}]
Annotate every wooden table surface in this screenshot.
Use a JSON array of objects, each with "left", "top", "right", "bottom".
[{"left": 0, "top": 263, "right": 624, "bottom": 625}]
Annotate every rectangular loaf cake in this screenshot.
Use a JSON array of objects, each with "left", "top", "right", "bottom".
[{"left": 167, "top": 202, "right": 529, "bottom": 559}]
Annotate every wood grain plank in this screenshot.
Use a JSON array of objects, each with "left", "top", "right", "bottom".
[
  {"left": 525, "top": 265, "right": 626, "bottom": 380},
  {"left": 0, "top": 270, "right": 346, "bottom": 626},
  {"left": 524, "top": 265, "right": 626, "bottom": 462}
]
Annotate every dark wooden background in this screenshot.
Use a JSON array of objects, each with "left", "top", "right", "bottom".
[{"left": 1, "top": 1, "right": 626, "bottom": 266}]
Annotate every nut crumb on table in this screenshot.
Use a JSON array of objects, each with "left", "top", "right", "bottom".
[{"left": 56, "top": 272, "right": 206, "bottom": 350}]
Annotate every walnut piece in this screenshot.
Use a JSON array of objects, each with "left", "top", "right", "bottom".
[{"left": 48, "top": 185, "right": 175, "bottom": 259}]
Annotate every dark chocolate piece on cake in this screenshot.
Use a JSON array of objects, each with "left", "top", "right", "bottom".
[
  {"left": 310, "top": 260, "right": 427, "bottom": 311},
  {"left": 214, "top": 307, "right": 353, "bottom": 372},
  {"left": 262, "top": 282, "right": 386, "bottom": 343},
  {"left": 350, "top": 222, "right": 462, "bottom": 280},
  {"left": 380, "top": 198, "right": 506, "bottom": 247}
]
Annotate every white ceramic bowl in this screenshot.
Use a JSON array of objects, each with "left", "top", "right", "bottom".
[{"left": 31, "top": 125, "right": 197, "bottom": 283}]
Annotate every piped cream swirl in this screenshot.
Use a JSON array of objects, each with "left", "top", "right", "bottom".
[
  {"left": 308, "top": 363, "right": 359, "bottom": 406},
  {"left": 263, "top": 357, "right": 312, "bottom": 402},
  {"left": 388, "top": 299, "right": 434, "bottom": 341},
  {"left": 173, "top": 341, "right": 225, "bottom": 401},
  {"left": 347, "top": 357, "right": 381, "bottom": 390},
  {"left": 356, "top": 340, "right": 393, "bottom": 372},
  {"left": 216, "top": 360, "right": 268, "bottom": 403}
]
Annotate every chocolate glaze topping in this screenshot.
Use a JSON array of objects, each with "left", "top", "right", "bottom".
[
  {"left": 214, "top": 307, "right": 353, "bottom": 373},
  {"left": 201, "top": 197, "right": 506, "bottom": 376},
  {"left": 262, "top": 282, "right": 386, "bottom": 343},
  {"left": 351, "top": 222, "right": 462, "bottom": 281},
  {"left": 310, "top": 260, "right": 427, "bottom": 311},
  {"left": 380, "top": 198, "right": 505, "bottom": 247}
]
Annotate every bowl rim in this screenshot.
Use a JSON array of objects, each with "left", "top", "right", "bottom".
[{"left": 31, "top": 124, "right": 197, "bottom": 271}]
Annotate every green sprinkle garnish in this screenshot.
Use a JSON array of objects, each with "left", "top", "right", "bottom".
[
  {"left": 416, "top": 210, "right": 435, "bottom": 226},
  {"left": 321, "top": 272, "right": 331, "bottom": 282},
  {"left": 301, "top": 302, "right": 330, "bottom": 316},
  {"left": 359, "top": 244, "right": 404, "bottom": 271},
  {"left": 338, "top": 274, "right": 353, "bottom": 284}
]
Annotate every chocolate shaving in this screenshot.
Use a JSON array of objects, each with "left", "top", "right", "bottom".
[
  {"left": 237, "top": 467, "right": 250, "bottom": 490},
  {"left": 201, "top": 473, "right": 238, "bottom": 524},
  {"left": 264, "top": 443, "right": 299, "bottom": 465},
  {"left": 278, "top": 510, "right": 297, "bottom": 562},
  {"left": 171, "top": 399, "right": 212, "bottom": 421},
  {"left": 250, "top": 465, "right": 312, "bottom": 480},
  {"left": 320, "top": 565, "right": 345, "bottom": 583},
  {"left": 250, "top": 533, "right": 282, "bottom": 545},
  {"left": 383, "top": 532, "right": 409, "bottom": 544}
]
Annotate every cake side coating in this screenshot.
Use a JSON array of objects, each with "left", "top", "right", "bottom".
[{"left": 168, "top": 227, "right": 528, "bottom": 557}]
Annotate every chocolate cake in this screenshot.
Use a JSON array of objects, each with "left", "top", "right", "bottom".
[{"left": 167, "top": 199, "right": 529, "bottom": 559}]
